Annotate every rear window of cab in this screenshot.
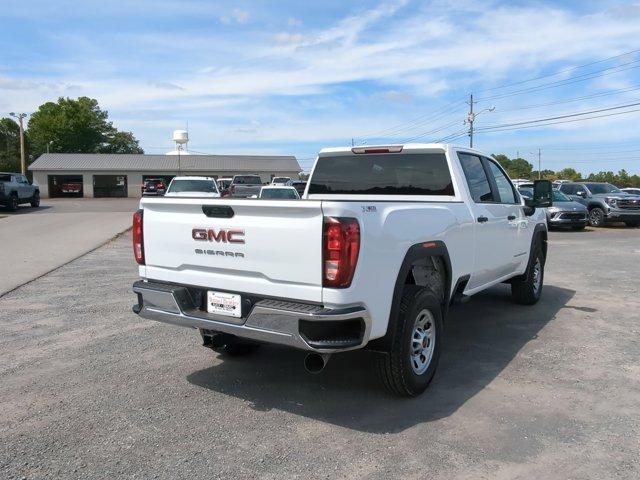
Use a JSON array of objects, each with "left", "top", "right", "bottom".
[{"left": 308, "top": 153, "right": 454, "bottom": 196}]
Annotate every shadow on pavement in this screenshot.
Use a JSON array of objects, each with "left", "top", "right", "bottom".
[
  {"left": 0, "top": 205, "right": 53, "bottom": 215},
  {"left": 187, "top": 284, "right": 574, "bottom": 433}
]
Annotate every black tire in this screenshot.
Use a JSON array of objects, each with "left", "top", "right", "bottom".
[
  {"left": 375, "top": 286, "right": 443, "bottom": 397},
  {"left": 624, "top": 221, "right": 640, "bottom": 228},
  {"left": 8, "top": 194, "right": 19, "bottom": 212},
  {"left": 571, "top": 225, "right": 586, "bottom": 230},
  {"left": 30, "top": 191, "right": 40, "bottom": 208},
  {"left": 511, "top": 240, "right": 545, "bottom": 305},
  {"left": 588, "top": 207, "right": 605, "bottom": 227}
]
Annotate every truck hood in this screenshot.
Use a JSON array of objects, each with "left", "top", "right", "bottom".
[
  {"left": 548, "top": 200, "right": 587, "bottom": 211},
  {"left": 164, "top": 192, "right": 220, "bottom": 198}
]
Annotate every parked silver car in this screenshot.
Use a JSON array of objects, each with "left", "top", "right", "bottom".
[{"left": 520, "top": 187, "right": 588, "bottom": 230}]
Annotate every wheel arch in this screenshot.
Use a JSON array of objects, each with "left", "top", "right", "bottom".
[{"left": 367, "top": 241, "right": 452, "bottom": 352}]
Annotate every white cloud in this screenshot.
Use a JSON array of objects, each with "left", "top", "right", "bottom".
[
  {"left": 220, "top": 8, "right": 249, "bottom": 24},
  {"left": 272, "top": 32, "right": 305, "bottom": 44}
]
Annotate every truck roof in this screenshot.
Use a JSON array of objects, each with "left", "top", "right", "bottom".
[{"left": 318, "top": 143, "right": 482, "bottom": 156}]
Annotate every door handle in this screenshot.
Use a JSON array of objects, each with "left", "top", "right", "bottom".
[
  {"left": 477, "top": 216, "right": 488, "bottom": 223},
  {"left": 507, "top": 215, "right": 516, "bottom": 221}
]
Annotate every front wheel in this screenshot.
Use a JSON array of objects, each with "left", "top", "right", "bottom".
[
  {"left": 375, "top": 286, "right": 443, "bottom": 397},
  {"left": 588, "top": 207, "right": 605, "bottom": 227},
  {"left": 511, "top": 242, "right": 544, "bottom": 305},
  {"left": 30, "top": 191, "right": 40, "bottom": 208}
]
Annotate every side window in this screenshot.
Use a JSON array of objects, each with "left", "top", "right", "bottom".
[
  {"left": 560, "top": 184, "right": 572, "bottom": 194},
  {"left": 485, "top": 159, "right": 516, "bottom": 204},
  {"left": 458, "top": 153, "right": 495, "bottom": 203}
]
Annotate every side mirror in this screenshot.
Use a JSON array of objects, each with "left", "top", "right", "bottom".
[
  {"left": 576, "top": 190, "right": 586, "bottom": 198},
  {"left": 524, "top": 180, "right": 553, "bottom": 209}
]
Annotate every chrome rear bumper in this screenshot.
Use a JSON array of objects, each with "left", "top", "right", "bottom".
[{"left": 132, "top": 280, "right": 371, "bottom": 353}]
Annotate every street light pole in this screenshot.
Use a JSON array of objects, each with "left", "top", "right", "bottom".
[
  {"left": 465, "top": 95, "right": 495, "bottom": 148},
  {"left": 9, "top": 112, "right": 27, "bottom": 175}
]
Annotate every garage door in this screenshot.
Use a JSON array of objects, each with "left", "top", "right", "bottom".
[
  {"left": 48, "top": 175, "right": 84, "bottom": 198},
  {"left": 93, "top": 175, "right": 127, "bottom": 198}
]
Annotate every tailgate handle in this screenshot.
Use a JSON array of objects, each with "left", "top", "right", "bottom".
[{"left": 202, "top": 205, "right": 234, "bottom": 218}]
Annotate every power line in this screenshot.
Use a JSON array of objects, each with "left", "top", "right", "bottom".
[
  {"left": 476, "top": 60, "right": 640, "bottom": 102},
  {"left": 402, "top": 119, "right": 463, "bottom": 143},
  {"left": 492, "top": 85, "right": 640, "bottom": 113},
  {"left": 474, "top": 48, "right": 640, "bottom": 94},
  {"left": 476, "top": 107, "right": 640, "bottom": 134},
  {"left": 354, "top": 97, "right": 467, "bottom": 140},
  {"left": 476, "top": 101, "right": 640, "bottom": 131}
]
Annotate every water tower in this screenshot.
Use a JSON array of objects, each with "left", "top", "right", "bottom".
[{"left": 166, "top": 129, "right": 190, "bottom": 155}]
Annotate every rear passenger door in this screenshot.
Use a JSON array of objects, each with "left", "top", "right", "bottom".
[{"left": 458, "top": 153, "right": 521, "bottom": 289}]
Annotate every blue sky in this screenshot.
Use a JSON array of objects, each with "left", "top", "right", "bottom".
[{"left": 2, "top": 0, "right": 640, "bottom": 174}]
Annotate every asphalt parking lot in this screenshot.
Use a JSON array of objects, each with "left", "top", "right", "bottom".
[
  {"left": 0, "top": 198, "right": 138, "bottom": 295},
  {"left": 1, "top": 227, "right": 639, "bottom": 479}
]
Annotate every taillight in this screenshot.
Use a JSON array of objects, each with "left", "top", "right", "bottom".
[
  {"left": 133, "top": 209, "right": 145, "bottom": 265},
  {"left": 157, "top": 182, "right": 164, "bottom": 189},
  {"left": 323, "top": 217, "right": 360, "bottom": 288}
]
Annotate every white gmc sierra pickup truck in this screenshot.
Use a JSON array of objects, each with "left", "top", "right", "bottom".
[{"left": 131, "top": 144, "right": 553, "bottom": 396}]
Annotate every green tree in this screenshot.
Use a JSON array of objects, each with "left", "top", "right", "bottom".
[
  {"left": 491, "top": 154, "right": 511, "bottom": 171},
  {"left": 508, "top": 157, "right": 533, "bottom": 179},
  {"left": 556, "top": 168, "right": 582, "bottom": 181},
  {"left": 26, "top": 96, "right": 144, "bottom": 158},
  {"left": 0, "top": 118, "right": 22, "bottom": 172},
  {"left": 100, "top": 131, "right": 144, "bottom": 154}
]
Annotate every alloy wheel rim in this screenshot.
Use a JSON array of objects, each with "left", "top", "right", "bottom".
[
  {"left": 532, "top": 258, "right": 542, "bottom": 295},
  {"left": 410, "top": 309, "right": 436, "bottom": 375},
  {"left": 589, "top": 210, "right": 601, "bottom": 226}
]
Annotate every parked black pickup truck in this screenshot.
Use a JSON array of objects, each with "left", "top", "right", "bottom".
[{"left": 0, "top": 172, "right": 40, "bottom": 211}]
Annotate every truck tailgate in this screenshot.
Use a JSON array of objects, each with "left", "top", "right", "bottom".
[{"left": 140, "top": 197, "right": 324, "bottom": 302}]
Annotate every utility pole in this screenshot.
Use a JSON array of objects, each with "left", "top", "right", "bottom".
[
  {"left": 467, "top": 94, "right": 474, "bottom": 148},
  {"left": 465, "top": 95, "right": 494, "bottom": 149},
  {"left": 538, "top": 148, "right": 541, "bottom": 179},
  {"left": 9, "top": 112, "right": 27, "bottom": 175}
]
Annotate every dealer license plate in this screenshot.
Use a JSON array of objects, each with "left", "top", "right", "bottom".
[{"left": 207, "top": 291, "right": 242, "bottom": 318}]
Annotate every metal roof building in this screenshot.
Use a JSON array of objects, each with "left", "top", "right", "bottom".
[{"left": 29, "top": 153, "right": 302, "bottom": 198}]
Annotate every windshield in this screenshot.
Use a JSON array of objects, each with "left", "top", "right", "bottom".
[
  {"left": 585, "top": 183, "right": 621, "bottom": 194},
  {"left": 553, "top": 190, "right": 571, "bottom": 202},
  {"left": 168, "top": 179, "right": 217, "bottom": 193},
  {"left": 234, "top": 176, "right": 262, "bottom": 185},
  {"left": 260, "top": 188, "right": 299, "bottom": 199}
]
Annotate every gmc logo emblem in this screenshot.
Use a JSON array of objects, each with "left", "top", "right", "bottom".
[{"left": 192, "top": 228, "right": 245, "bottom": 244}]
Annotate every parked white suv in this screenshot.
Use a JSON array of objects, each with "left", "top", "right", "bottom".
[
  {"left": 164, "top": 176, "right": 220, "bottom": 198},
  {"left": 131, "top": 144, "right": 552, "bottom": 396}
]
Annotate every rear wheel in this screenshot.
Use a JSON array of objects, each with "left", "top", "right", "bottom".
[
  {"left": 375, "top": 286, "right": 443, "bottom": 397},
  {"left": 511, "top": 241, "right": 544, "bottom": 305},
  {"left": 8, "top": 194, "right": 19, "bottom": 212},
  {"left": 30, "top": 191, "right": 40, "bottom": 208},
  {"left": 588, "top": 207, "right": 605, "bottom": 227}
]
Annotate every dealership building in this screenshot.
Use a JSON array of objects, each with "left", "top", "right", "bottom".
[{"left": 28, "top": 153, "right": 302, "bottom": 198}]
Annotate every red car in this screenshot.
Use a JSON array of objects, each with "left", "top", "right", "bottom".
[{"left": 61, "top": 181, "right": 82, "bottom": 194}]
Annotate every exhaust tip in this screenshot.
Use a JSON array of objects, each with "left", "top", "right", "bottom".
[{"left": 304, "top": 353, "right": 329, "bottom": 374}]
